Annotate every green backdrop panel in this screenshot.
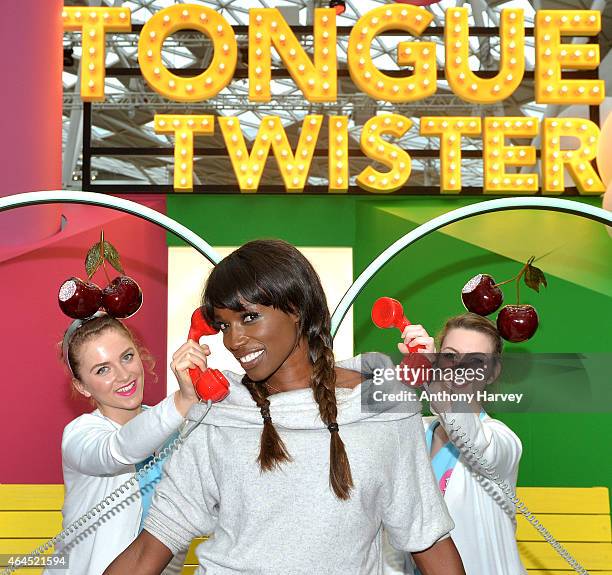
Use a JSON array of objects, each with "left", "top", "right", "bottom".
[
  {"left": 351, "top": 200, "right": 612, "bottom": 505},
  {"left": 166, "top": 195, "right": 356, "bottom": 247}
]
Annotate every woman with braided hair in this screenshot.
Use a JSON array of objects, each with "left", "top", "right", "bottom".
[{"left": 104, "top": 239, "right": 465, "bottom": 575}]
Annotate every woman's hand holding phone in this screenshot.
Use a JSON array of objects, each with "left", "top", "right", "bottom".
[
  {"left": 398, "top": 324, "right": 435, "bottom": 355},
  {"left": 394, "top": 325, "right": 436, "bottom": 388},
  {"left": 171, "top": 340, "right": 211, "bottom": 415}
]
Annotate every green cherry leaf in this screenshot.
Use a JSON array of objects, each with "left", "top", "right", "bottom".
[
  {"left": 85, "top": 241, "right": 104, "bottom": 279},
  {"left": 103, "top": 240, "right": 125, "bottom": 274},
  {"left": 524, "top": 263, "right": 547, "bottom": 293}
]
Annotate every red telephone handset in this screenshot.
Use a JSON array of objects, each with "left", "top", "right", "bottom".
[
  {"left": 371, "top": 297, "right": 425, "bottom": 353},
  {"left": 371, "top": 297, "right": 431, "bottom": 387},
  {"left": 188, "top": 308, "right": 230, "bottom": 402}
]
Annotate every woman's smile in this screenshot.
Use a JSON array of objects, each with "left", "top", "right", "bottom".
[
  {"left": 115, "top": 380, "right": 138, "bottom": 396},
  {"left": 237, "top": 349, "right": 265, "bottom": 368}
]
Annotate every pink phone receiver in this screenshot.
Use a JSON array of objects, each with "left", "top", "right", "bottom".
[{"left": 371, "top": 297, "right": 425, "bottom": 353}]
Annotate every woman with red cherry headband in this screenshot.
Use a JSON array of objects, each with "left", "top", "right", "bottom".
[
  {"left": 383, "top": 313, "right": 525, "bottom": 575},
  {"left": 44, "top": 238, "right": 200, "bottom": 575}
]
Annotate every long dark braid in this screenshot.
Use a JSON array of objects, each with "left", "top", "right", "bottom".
[
  {"left": 309, "top": 333, "right": 354, "bottom": 500},
  {"left": 243, "top": 376, "right": 292, "bottom": 471}
]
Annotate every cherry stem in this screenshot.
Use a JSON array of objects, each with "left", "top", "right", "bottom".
[
  {"left": 95, "top": 229, "right": 111, "bottom": 283},
  {"left": 493, "top": 276, "right": 520, "bottom": 288},
  {"left": 514, "top": 257, "right": 535, "bottom": 305},
  {"left": 97, "top": 230, "right": 111, "bottom": 284},
  {"left": 102, "top": 260, "right": 112, "bottom": 284},
  {"left": 492, "top": 256, "right": 536, "bottom": 289}
]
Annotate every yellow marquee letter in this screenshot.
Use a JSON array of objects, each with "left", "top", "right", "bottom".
[
  {"left": 63, "top": 7, "right": 131, "bottom": 101},
  {"left": 348, "top": 5, "right": 436, "bottom": 102},
  {"left": 249, "top": 9, "right": 336, "bottom": 103},
  {"left": 535, "top": 10, "right": 604, "bottom": 104},
  {"left": 139, "top": 5, "right": 237, "bottom": 102},
  {"left": 155, "top": 115, "right": 214, "bottom": 191}
]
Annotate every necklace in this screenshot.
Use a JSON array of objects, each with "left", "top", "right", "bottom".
[
  {"left": 265, "top": 381, "right": 283, "bottom": 394},
  {"left": 265, "top": 381, "right": 309, "bottom": 394}
]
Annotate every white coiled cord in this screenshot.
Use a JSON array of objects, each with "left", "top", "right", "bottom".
[
  {"left": 1, "top": 400, "right": 213, "bottom": 575},
  {"left": 437, "top": 408, "right": 590, "bottom": 575},
  {"left": 5, "top": 394, "right": 591, "bottom": 575}
]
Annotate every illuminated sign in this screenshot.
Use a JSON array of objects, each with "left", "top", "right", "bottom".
[{"left": 63, "top": 5, "right": 606, "bottom": 195}]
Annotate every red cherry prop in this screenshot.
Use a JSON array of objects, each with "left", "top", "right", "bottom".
[
  {"left": 461, "top": 274, "right": 504, "bottom": 316},
  {"left": 497, "top": 304, "right": 539, "bottom": 343},
  {"left": 102, "top": 276, "right": 143, "bottom": 318},
  {"left": 329, "top": 0, "right": 346, "bottom": 15},
  {"left": 58, "top": 277, "right": 103, "bottom": 319}
]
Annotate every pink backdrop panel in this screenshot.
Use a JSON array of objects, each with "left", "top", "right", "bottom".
[
  {"left": 0, "top": 0, "right": 62, "bottom": 244},
  {"left": 0, "top": 196, "right": 168, "bottom": 483}
]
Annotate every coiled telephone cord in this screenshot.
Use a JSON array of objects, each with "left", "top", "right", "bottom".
[
  {"left": 3, "top": 397, "right": 591, "bottom": 575},
  {"left": 1, "top": 400, "right": 213, "bottom": 575},
  {"left": 438, "top": 409, "right": 589, "bottom": 575}
]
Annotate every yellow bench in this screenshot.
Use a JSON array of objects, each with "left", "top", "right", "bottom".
[
  {"left": 1, "top": 485, "right": 611, "bottom": 574},
  {"left": 515, "top": 487, "right": 612, "bottom": 574}
]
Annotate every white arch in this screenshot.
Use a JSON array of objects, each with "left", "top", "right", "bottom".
[
  {"left": 330, "top": 197, "right": 612, "bottom": 336},
  {"left": 0, "top": 190, "right": 222, "bottom": 264},
  {"left": 2, "top": 192, "right": 610, "bottom": 340}
]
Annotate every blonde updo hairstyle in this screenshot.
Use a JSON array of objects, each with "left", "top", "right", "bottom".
[{"left": 437, "top": 312, "right": 503, "bottom": 355}]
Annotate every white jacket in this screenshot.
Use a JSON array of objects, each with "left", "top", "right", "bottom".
[
  {"left": 383, "top": 412, "right": 527, "bottom": 575},
  {"left": 44, "top": 395, "right": 185, "bottom": 575}
]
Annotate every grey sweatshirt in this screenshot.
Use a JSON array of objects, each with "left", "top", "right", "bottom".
[{"left": 144, "top": 353, "right": 454, "bottom": 575}]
